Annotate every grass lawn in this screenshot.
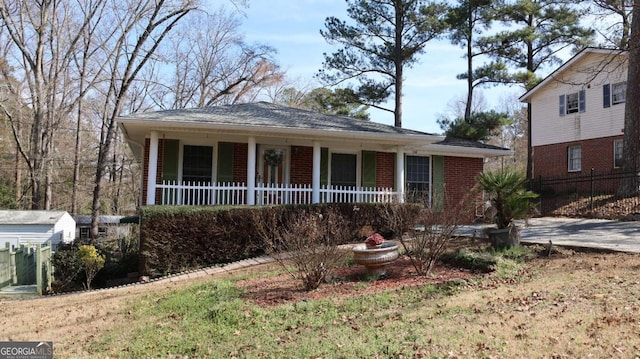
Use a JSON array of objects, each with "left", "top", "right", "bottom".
[{"left": 68, "top": 244, "right": 640, "bottom": 359}]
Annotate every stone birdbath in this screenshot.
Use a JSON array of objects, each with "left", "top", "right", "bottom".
[{"left": 352, "top": 240, "right": 399, "bottom": 278}]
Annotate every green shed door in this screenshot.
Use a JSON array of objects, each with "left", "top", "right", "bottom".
[
  {"left": 320, "top": 147, "right": 329, "bottom": 186},
  {"left": 361, "top": 151, "right": 376, "bottom": 187},
  {"left": 217, "top": 142, "right": 235, "bottom": 183},
  {"left": 432, "top": 155, "right": 445, "bottom": 211},
  {"left": 162, "top": 139, "right": 179, "bottom": 182}
]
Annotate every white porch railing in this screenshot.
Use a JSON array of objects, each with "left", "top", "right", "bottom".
[{"left": 157, "top": 181, "right": 397, "bottom": 206}]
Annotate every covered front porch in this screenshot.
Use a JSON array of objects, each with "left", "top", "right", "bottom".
[{"left": 145, "top": 131, "right": 409, "bottom": 206}]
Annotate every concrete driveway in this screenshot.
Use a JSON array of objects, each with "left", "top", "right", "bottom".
[{"left": 460, "top": 217, "right": 640, "bottom": 253}]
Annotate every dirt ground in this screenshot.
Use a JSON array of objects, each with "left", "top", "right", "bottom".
[{"left": 1, "top": 239, "right": 640, "bottom": 357}]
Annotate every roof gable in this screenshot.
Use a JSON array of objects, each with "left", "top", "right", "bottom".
[{"left": 520, "top": 47, "right": 627, "bottom": 102}]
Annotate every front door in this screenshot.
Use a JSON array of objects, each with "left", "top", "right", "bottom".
[
  {"left": 258, "top": 146, "right": 288, "bottom": 204},
  {"left": 259, "top": 147, "right": 288, "bottom": 185}
]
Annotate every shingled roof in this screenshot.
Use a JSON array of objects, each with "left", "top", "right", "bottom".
[
  {"left": 0, "top": 210, "right": 71, "bottom": 225},
  {"left": 118, "top": 102, "right": 511, "bottom": 156},
  {"left": 435, "top": 137, "right": 509, "bottom": 151},
  {"left": 120, "top": 102, "right": 431, "bottom": 136}
]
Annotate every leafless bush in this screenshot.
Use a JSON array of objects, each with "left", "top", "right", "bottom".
[
  {"left": 381, "top": 193, "right": 477, "bottom": 276},
  {"left": 378, "top": 202, "right": 423, "bottom": 240},
  {"left": 254, "top": 208, "right": 349, "bottom": 291},
  {"left": 401, "top": 208, "right": 461, "bottom": 275}
]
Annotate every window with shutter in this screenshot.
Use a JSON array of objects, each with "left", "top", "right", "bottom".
[
  {"left": 183, "top": 145, "right": 213, "bottom": 184},
  {"left": 612, "top": 82, "right": 626, "bottom": 104},
  {"left": 406, "top": 156, "right": 430, "bottom": 203}
]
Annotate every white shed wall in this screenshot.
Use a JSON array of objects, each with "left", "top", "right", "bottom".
[
  {"left": 0, "top": 224, "right": 53, "bottom": 250},
  {"left": 53, "top": 212, "right": 76, "bottom": 245}
]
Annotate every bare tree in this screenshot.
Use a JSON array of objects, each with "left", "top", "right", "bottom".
[
  {"left": 89, "top": 0, "right": 196, "bottom": 238},
  {"left": 591, "top": 0, "right": 633, "bottom": 49},
  {"left": 150, "top": 8, "right": 283, "bottom": 109},
  {"left": 0, "top": 0, "right": 106, "bottom": 209}
]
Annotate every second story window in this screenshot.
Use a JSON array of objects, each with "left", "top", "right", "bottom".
[
  {"left": 566, "top": 93, "right": 579, "bottom": 113},
  {"left": 559, "top": 90, "right": 585, "bottom": 116},
  {"left": 612, "top": 82, "right": 626, "bottom": 104},
  {"left": 604, "top": 82, "right": 626, "bottom": 107}
]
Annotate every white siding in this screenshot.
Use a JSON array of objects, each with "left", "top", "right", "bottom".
[
  {"left": 53, "top": 212, "right": 76, "bottom": 245},
  {"left": 531, "top": 52, "right": 627, "bottom": 147},
  {"left": 0, "top": 225, "right": 53, "bottom": 250}
]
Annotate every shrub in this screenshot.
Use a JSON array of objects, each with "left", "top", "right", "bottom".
[
  {"left": 78, "top": 245, "right": 105, "bottom": 289},
  {"left": 139, "top": 203, "right": 419, "bottom": 277},
  {"left": 51, "top": 243, "right": 83, "bottom": 292},
  {"left": 254, "top": 208, "right": 350, "bottom": 291}
]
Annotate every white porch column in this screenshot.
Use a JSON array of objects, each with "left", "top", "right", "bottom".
[
  {"left": 247, "top": 136, "right": 257, "bottom": 205},
  {"left": 312, "top": 141, "right": 321, "bottom": 203},
  {"left": 395, "top": 149, "right": 405, "bottom": 203},
  {"left": 146, "top": 131, "right": 159, "bottom": 205}
]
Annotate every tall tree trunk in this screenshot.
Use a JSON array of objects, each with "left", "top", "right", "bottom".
[
  {"left": 71, "top": 105, "right": 82, "bottom": 215},
  {"left": 619, "top": 0, "right": 640, "bottom": 196},
  {"left": 14, "top": 122, "right": 21, "bottom": 207},
  {"left": 464, "top": 4, "right": 473, "bottom": 123},
  {"left": 394, "top": 1, "right": 403, "bottom": 128}
]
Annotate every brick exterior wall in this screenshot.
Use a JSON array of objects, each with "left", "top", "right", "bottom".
[
  {"left": 376, "top": 152, "right": 395, "bottom": 188},
  {"left": 444, "top": 156, "right": 484, "bottom": 222},
  {"left": 290, "top": 146, "right": 313, "bottom": 185},
  {"left": 533, "top": 135, "right": 623, "bottom": 179},
  {"left": 233, "top": 143, "right": 248, "bottom": 183}
]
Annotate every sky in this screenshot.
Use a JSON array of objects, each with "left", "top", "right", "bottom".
[{"left": 238, "top": 0, "right": 527, "bottom": 135}]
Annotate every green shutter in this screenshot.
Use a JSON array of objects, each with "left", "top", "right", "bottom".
[
  {"left": 320, "top": 148, "right": 329, "bottom": 186},
  {"left": 217, "top": 142, "right": 234, "bottom": 183},
  {"left": 362, "top": 151, "right": 376, "bottom": 187},
  {"left": 162, "top": 139, "right": 179, "bottom": 182},
  {"left": 432, "top": 155, "right": 445, "bottom": 211}
]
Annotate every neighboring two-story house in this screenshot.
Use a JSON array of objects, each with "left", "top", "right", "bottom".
[{"left": 520, "top": 47, "right": 627, "bottom": 180}]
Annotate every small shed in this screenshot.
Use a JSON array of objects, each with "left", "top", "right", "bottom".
[{"left": 0, "top": 210, "right": 75, "bottom": 250}]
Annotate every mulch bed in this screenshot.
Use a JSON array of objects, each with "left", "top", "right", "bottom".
[{"left": 236, "top": 255, "right": 480, "bottom": 307}]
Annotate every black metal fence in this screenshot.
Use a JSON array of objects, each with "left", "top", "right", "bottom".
[{"left": 528, "top": 169, "right": 640, "bottom": 218}]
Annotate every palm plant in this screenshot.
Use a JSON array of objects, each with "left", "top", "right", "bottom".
[{"left": 477, "top": 170, "right": 539, "bottom": 247}]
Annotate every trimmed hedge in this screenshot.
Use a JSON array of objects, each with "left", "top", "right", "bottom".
[{"left": 139, "top": 203, "right": 422, "bottom": 277}]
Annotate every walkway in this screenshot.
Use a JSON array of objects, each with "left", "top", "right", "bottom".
[{"left": 459, "top": 217, "right": 640, "bottom": 253}]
